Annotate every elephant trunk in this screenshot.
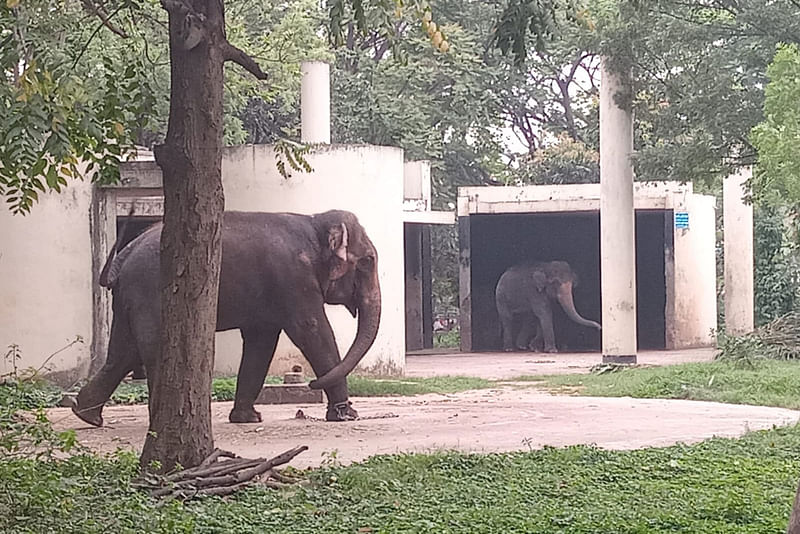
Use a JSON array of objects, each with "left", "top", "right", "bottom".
[
  {"left": 309, "top": 267, "right": 381, "bottom": 390},
  {"left": 557, "top": 282, "right": 601, "bottom": 330}
]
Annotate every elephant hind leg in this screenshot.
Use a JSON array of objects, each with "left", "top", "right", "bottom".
[
  {"left": 498, "top": 309, "right": 515, "bottom": 352},
  {"left": 74, "top": 315, "right": 139, "bottom": 427},
  {"left": 229, "top": 327, "right": 280, "bottom": 424}
]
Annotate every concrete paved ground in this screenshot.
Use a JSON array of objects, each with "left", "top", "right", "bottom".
[
  {"left": 51, "top": 387, "right": 799, "bottom": 469},
  {"left": 405, "top": 347, "right": 716, "bottom": 379},
  {"left": 51, "top": 347, "right": 800, "bottom": 469}
]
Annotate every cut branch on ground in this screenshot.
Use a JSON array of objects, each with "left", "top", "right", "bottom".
[{"left": 140, "top": 446, "right": 309, "bottom": 500}]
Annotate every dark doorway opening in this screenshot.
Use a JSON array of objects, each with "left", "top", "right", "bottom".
[
  {"left": 404, "top": 223, "right": 433, "bottom": 351},
  {"left": 465, "top": 210, "right": 668, "bottom": 352},
  {"left": 116, "top": 216, "right": 161, "bottom": 249}
]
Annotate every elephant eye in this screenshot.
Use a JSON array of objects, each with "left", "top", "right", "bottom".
[{"left": 357, "top": 256, "right": 374, "bottom": 270}]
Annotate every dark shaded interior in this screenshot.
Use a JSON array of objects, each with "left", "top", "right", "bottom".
[
  {"left": 116, "top": 216, "right": 161, "bottom": 249},
  {"left": 404, "top": 223, "right": 433, "bottom": 351},
  {"left": 468, "top": 210, "right": 668, "bottom": 352}
]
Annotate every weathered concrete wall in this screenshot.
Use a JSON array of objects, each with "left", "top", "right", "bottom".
[
  {"left": 215, "top": 144, "right": 406, "bottom": 377},
  {"left": 0, "top": 184, "right": 94, "bottom": 383},
  {"left": 671, "top": 194, "right": 718, "bottom": 347}
]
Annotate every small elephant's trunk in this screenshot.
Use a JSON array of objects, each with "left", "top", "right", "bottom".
[
  {"left": 310, "top": 266, "right": 381, "bottom": 390},
  {"left": 557, "top": 282, "right": 601, "bottom": 330}
]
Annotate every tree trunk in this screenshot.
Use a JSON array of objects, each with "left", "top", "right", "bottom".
[
  {"left": 140, "top": 0, "right": 227, "bottom": 471},
  {"left": 788, "top": 477, "right": 800, "bottom": 534}
]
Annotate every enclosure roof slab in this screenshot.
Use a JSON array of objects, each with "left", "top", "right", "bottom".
[
  {"left": 402, "top": 210, "right": 455, "bottom": 224},
  {"left": 457, "top": 182, "right": 696, "bottom": 216}
]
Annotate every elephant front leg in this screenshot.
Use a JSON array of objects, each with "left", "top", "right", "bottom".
[
  {"left": 516, "top": 314, "right": 536, "bottom": 351},
  {"left": 539, "top": 313, "right": 557, "bottom": 353},
  {"left": 284, "top": 311, "right": 357, "bottom": 422},
  {"left": 528, "top": 323, "right": 544, "bottom": 352},
  {"left": 531, "top": 303, "right": 557, "bottom": 353},
  {"left": 229, "top": 327, "right": 280, "bottom": 424}
]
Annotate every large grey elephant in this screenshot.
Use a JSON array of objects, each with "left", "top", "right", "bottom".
[
  {"left": 73, "top": 210, "right": 381, "bottom": 426},
  {"left": 495, "top": 260, "right": 600, "bottom": 353}
]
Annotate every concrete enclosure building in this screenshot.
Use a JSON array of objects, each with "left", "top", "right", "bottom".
[
  {"left": 0, "top": 147, "right": 451, "bottom": 383},
  {"left": 0, "top": 61, "right": 452, "bottom": 384},
  {"left": 457, "top": 182, "right": 718, "bottom": 353}
]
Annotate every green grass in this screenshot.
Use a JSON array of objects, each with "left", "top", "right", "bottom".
[
  {"left": 433, "top": 328, "right": 460, "bottom": 348},
  {"left": 347, "top": 375, "right": 492, "bottom": 396},
  {"left": 107, "top": 376, "right": 285, "bottom": 405},
  {"left": 4, "top": 424, "right": 800, "bottom": 533},
  {"left": 528, "top": 360, "right": 800, "bottom": 409},
  {"left": 104, "top": 375, "right": 494, "bottom": 405}
]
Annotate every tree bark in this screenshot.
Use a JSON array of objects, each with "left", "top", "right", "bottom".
[
  {"left": 788, "top": 477, "right": 800, "bottom": 534},
  {"left": 139, "top": 0, "right": 267, "bottom": 472},
  {"left": 140, "top": 0, "right": 227, "bottom": 471}
]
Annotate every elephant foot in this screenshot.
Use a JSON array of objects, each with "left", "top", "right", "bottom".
[
  {"left": 229, "top": 406, "right": 262, "bottom": 424},
  {"left": 544, "top": 347, "right": 558, "bottom": 354},
  {"left": 70, "top": 401, "right": 104, "bottom": 427},
  {"left": 326, "top": 401, "right": 358, "bottom": 422},
  {"left": 503, "top": 347, "right": 514, "bottom": 353}
]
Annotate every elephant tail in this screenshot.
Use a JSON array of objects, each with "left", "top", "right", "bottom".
[{"left": 99, "top": 205, "right": 135, "bottom": 288}]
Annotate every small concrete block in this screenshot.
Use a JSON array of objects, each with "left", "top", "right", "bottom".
[
  {"left": 283, "top": 372, "right": 304, "bottom": 384},
  {"left": 602, "top": 354, "right": 637, "bottom": 364},
  {"left": 255, "top": 383, "right": 323, "bottom": 405}
]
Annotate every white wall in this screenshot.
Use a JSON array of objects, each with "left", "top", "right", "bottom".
[
  {"left": 1, "top": 143, "right": 406, "bottom": 383},
  {"left": 671, "top": 194, "right": 717, "bottom": 347},
  {"left": 215, "top": 143, "right": 406, "bottom": 377},
  {"left": 0, "top": 184, "right": 94, "bottom": 382}
]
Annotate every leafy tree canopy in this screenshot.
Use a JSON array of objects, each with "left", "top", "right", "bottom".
[{"left": 751, "top": 43, "right": 800, "bottom": 206}]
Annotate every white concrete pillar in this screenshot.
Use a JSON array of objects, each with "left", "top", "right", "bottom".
[
  {"left": 723, "top": 167, "right": 754, "bottom": 335},
  {"left": 300, "top": 61, "right": 331, "bottom": 144},
  {"left": 599, "top": 58, "right": 637, "bottom": 363}
]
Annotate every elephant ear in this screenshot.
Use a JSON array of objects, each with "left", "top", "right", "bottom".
[
  {"left": 532, "top": 270, "right": 547, "bottom": 292},
  {"left": 327, "top": 223, "right": 350, "bottom": 280}
]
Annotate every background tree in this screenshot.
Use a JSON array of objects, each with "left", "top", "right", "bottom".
[{"left": 0, "top": 0, "right": 155, "bottom": 213}]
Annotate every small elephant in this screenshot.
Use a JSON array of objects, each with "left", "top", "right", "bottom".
[
  {"left": 495, "top": 260, "right": 600, "bottom": 353},
  {"left": 73, "top": 210, "right": 381, "bottom": 427}
]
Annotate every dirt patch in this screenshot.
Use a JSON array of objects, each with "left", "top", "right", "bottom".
[{"left": 50, "top": 386, "right": 800, "bottom": 469}]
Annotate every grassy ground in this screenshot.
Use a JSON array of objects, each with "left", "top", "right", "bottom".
[
  {"left": 97, "top": 359, "right": 800, "bottom": 409},
  {"left": 4, "top": 423, "right": 800, "bottom": 533},
  {"left": 525, "top": 360, "right": 800, "bottom": 410},
  {"left": 6, "top": 357, "right": 800, "bottom": 532},
  {"left": 103, "top": 375, "right": 495, "bottom": 406},
  {"left": 347, "top": 375, "right": 492, "bottom": 396}
]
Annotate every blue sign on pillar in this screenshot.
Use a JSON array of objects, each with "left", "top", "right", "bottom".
[{"left": 675, "top": 211, "right": 689, "bottom": 229}]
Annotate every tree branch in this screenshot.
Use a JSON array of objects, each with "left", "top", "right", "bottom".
[
  {"left": 222, "top": 41, "right": 268, "bottom": 79},
  {"left": 71, "top": 1, "right": 128, "bottom": 69},
  {"left": 81, "top": 0, "right": 129, "bottom": 38}
]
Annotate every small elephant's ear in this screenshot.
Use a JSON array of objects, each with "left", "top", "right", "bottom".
[
  {"left": 328, "top": 223, "right": 350, "bottom": 280},
  {"left": 328, "top": 223, "right": 348, "bottom": 261},
  {"left": 532, "top": 271, "right": 547, "bottom": 291}
]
